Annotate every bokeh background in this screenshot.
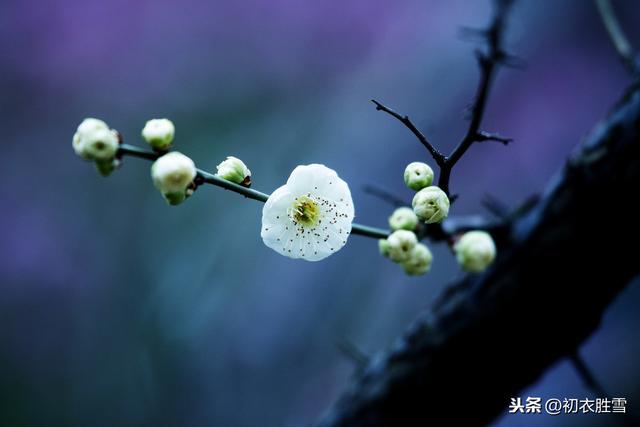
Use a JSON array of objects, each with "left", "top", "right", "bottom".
[{"left": 1, "top": 0, "right": 639, "bottom": 426}]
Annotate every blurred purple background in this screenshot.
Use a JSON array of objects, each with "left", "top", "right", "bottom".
[{"left": 1, "top": 0, "right": 639, "bottom": 425}]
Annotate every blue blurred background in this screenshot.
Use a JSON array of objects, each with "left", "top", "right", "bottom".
[{"left": 1, "top": 0, "right": 639, "bottom": 426}]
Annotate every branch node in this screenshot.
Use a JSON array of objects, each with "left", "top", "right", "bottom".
[
  {"left": 476, "top": 131, "right": 513, "bottom": 145},
  {"left": 336, "top": 339, "right": 370, "bottom": 370}
]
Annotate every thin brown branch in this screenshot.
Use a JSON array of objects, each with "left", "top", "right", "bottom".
[
  {"left": 439, "top": 0, "right": 515, "bottom": 195},
  {"left": 372, "top": 0, "right": 515, "bottom": 198},
  {"left": 476, "top": 130, "right": 513, "bottom": 145},
  {"left": 371, "top": 100, "right": 446, "bottom": 167}
]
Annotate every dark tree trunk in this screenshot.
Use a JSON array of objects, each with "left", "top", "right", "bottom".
[{"left": 317, "top": 84, "right": 640, "bottom": 427}]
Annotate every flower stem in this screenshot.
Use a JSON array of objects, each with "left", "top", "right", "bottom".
[{"left": 117, "top": 144, "right": 390, "bottom": 239}]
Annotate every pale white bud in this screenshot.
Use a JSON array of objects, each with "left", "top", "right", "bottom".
[
  {"left": 388, "top": 207, "right": 418, "bottom": 231},
  {"left": 72, "top": 118, "right": 119, "bottom": 161},
  {"left": 142, "top": 118, "right": 175, "bottom": 150},
  {"left": 151, "top": 152, "right": 196, "bottom": 204},
  {"left": 216, "top": 156, "right": 251, "bottom": 186},
  {"left": 412, "top": 186, "right": 450, "bottom": 224},
  {"left": 401, "top": 243, "right": 433, "bottom": 276},
  {"left": 404, "top": 162, "right": 434, "bottom": 191},
  {"left": 77, "top": 117, "right": 108, "bottom": 133},
  {"left": 386, "top": 230, "right": 418, "bottom": 263},
  {"left": 454, "top": 230, "right": 496, "bottom": 273}
]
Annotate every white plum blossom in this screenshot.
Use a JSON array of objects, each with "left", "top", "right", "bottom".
[{"left": 261, "top": 164, "right": 354, "bottom": 261}]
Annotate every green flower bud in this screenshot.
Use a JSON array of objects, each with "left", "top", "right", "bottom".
[
  {"left": 401, "top": 243, "right": 433, "bottom": 276},
  {"left": 379, "top": 238, "right": 391, "bottom": 257},
  {"left": 412, "top": 186, "right": 450, "bottom": 224},
  {"left": 72, "top": 118, "right": 119, "bottom": 161},
  {"left": 163, "top": 191, "right": 187, "bottom": 206},
  {"left": 142, "top": 118, "right": 175, "bottom": 150},
  {"left": 386, "top": 230, "right": 418, "bottom": 263},
  {"left": 388, "top": 207, "right": 418, "bottom": 231},
  {"left": 94, "top": 158, "right": 120, "bottom": 177},
  {"left": 151, "top": 152, "right": 197, "bottom": 204},
  {"left": 454, "top": 230, "right": 496, "bottom": 273},
  {"left": 404, "top": 162, "right": 434, "bottom": 191},
  {"left": 216, "top": 156, "right": 251, "bottom": 186}
]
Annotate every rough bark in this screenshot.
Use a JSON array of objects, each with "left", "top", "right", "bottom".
[{"left": 317, "top": 84, "right": 640, "bottom": 427}]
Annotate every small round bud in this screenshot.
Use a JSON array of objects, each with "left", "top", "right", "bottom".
[
  {"left": 404, "top": 162, "right": 434, "bottom": 191},
  {"left": 72, "top": 118, "right": 119, "bottom": 161},
  {"left": 151, "top": 152, "right": 197, "bottom": 204},
  {"left": 401, "top": 243, "right": 433, "bottom": 276},
  {"left": 95, "top": 158, "right": 120, "bottom": 177},
  {"left": 142, "top": 118, "right": 175, "bottom": 150},
  {"left": 412, "top": 186, "right": 450, "bottom": 224},
  {"left": 454, "top": 230, "right": 496, "bottom": 273},
  {"left": 379, "top": 239, "right": 391, "bottom": 257},
  {"left": 386, "top": 230, "right": 418, "bottom": 263},
  {"left": 388, "top": 207, "right": 418, "bottom": 231},
  {"left": 216, "top": 156, "right": 251, "bottom": 186}
]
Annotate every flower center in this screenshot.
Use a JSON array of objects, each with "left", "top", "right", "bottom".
[{"left": 290, "top": 195, "right": 320, "bottom": 227}]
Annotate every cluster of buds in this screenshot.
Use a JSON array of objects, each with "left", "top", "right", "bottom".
[
  {"left": 72, "top": 116, "right": 496, "bottom": 271},
  {"left": 377, "top": 161, "right": 447, "bottom": 276},
  {"left": 72, "top": 118, "right": 121, "bottom": 176},
  {"left": 403, "top": 162, "right": 450, "bottom": 223},
  {"left": 379, "top": 160, "right": 496, "bottom": 275},
  {"left": 379, "top": 230, "right": 433, "bottom": 276},
  {"left": 73, "top": 117, "right": 252, "bottom": 206}
]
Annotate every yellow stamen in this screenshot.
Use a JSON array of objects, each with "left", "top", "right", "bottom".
[{"left": 290, "top": 195, "right": 320, "bottom": 226}]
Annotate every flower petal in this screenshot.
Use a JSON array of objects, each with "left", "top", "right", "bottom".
[
  {"left": 261, "top": 165, "right": 355, "bottom": 262},
  {"left": 261, "top": 185, "right": 294, "bottom": 225},
  {"left": 287, "top": 164, "right": 354, "bottom": 217},
  {"left": 261, "top": 185, "right": 297, "bottom": 256}
]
